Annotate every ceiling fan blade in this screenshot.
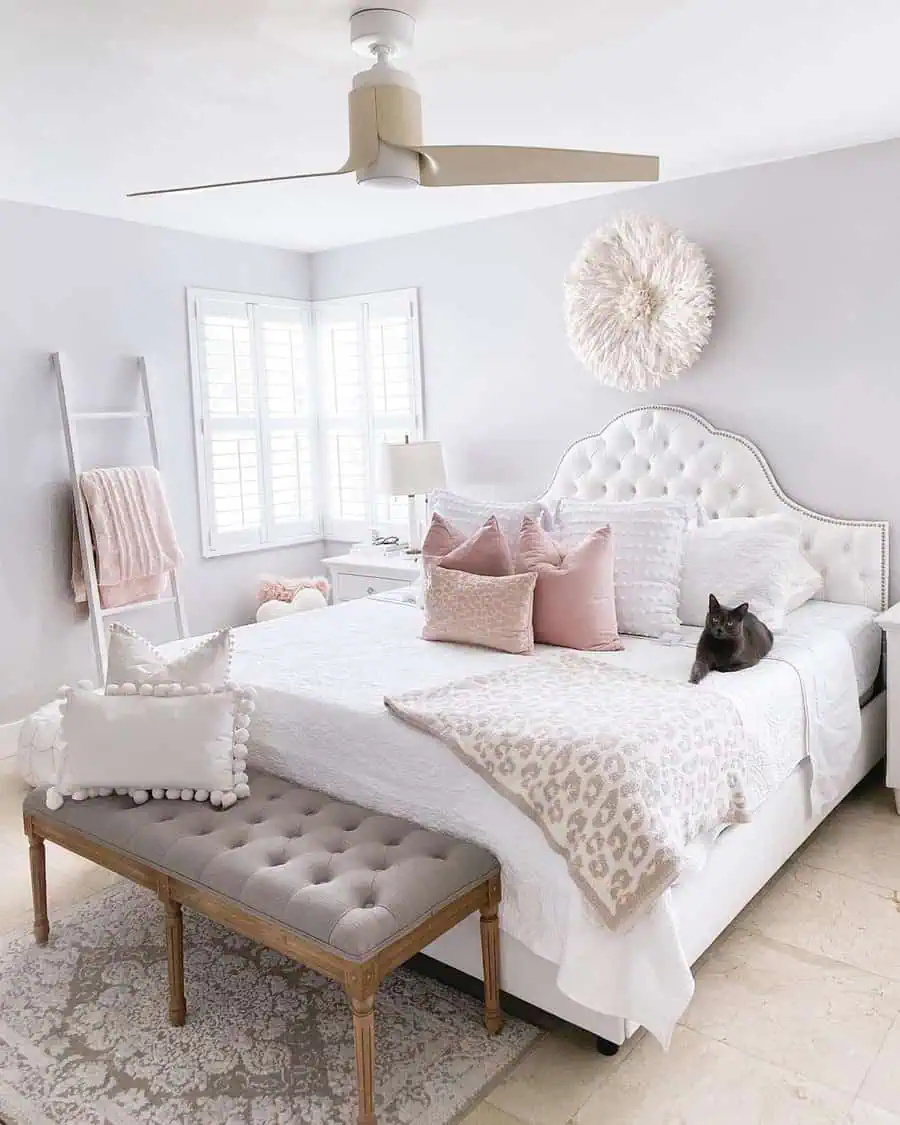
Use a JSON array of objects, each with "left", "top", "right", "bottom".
[
  {"left": 127, "top": 87, "right": 380, "bottom": 199},
  {"left": 127, "top": 168, "right": 348, "bottom": 198},
  {"left": 418, "top": 145, "right": 660, "bottom": 188}
]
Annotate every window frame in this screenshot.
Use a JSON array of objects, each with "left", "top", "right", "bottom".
[{"left": 187, "top": 285, "right": 424, "bottom": 558}]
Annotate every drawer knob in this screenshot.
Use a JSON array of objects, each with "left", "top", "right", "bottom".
[{"left": 367, "top": 585, "right": 375, "bottom": 595}]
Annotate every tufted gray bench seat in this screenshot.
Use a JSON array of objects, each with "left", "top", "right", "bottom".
[{"left": 23, "top": 769, "right": 503, "bottom": 1125}]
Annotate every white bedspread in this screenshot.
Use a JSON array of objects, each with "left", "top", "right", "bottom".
[{"left": 205, "top": 597, "right": 865, "bottom": 1044}]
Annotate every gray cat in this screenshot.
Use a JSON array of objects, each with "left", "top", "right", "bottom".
[{"left": 689, "top": 594, "right": 773, "bottom": 684}]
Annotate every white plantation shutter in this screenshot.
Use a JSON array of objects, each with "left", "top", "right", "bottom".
[
  {"left": 316, "top": 289, "right": 422, "bottom": 542},
  {"left": 253, "top": 305, "right": 319, "bottom": 543},
  {"left": 317, "top": 306, "right": 369, "bottom": 540},
  {"left": 190, "top": 287, "right": 421, "bottom": 555},
  {"left": 191, "top": 292, "right": 319, "bottom": 555},
  {"left": 368, "top": 297, "right": 421, "bottom": 530}
]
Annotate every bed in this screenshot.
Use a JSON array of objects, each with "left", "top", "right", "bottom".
[{"left": 230, "top": 406, "right": 890, "bottom": 1047}]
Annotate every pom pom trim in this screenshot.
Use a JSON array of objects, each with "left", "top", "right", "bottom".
[{"left": 48, "top": 682, "right": 255, "bottom": 810}]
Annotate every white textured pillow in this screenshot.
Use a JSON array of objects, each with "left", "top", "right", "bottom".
[
  {"left": 716, "top": 515, "right": 823, "bottom": 612},
  {"left": 106, "top": 623, "right": 233, "bottom": 689},
  {"left": 785, "top": 555, "right": 824, "bottom": 612},
  {"left": 555, "top": 497, "right": 693, "bottom": 637},
  {"left": 429, "top": 489, "right": 548, "bottom": 553},
  {"left": 679, "top": 518, "right": 815, "bottom": 631},
  {"left": 691, "top": 515, "right": 823, "bottom": 617},
  {"left": 46, "top": 681, "right": 255, "bottom": 811}
]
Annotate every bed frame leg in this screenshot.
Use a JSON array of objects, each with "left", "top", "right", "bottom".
[{"left": 595, "top": 1035, "right": 620, "bottom": 1056}]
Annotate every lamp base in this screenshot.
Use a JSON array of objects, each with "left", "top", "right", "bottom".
[{"left": 406, "top": 494, "right": 421, "bottom": 555}]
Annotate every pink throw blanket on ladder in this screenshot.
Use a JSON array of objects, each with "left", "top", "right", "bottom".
[{"left": 72, "top": 466, "right": 184, "bottom": 609}]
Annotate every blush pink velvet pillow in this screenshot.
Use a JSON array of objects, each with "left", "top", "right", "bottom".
[
  {"left": 421, "top": 512, "right": 465, "bottom": 557},
  {"left": 519, "top": 516, "right": 623, "bottom": 651},
  {"left": 423, "top": 566, "right": 537, "bottom": 654},
  {"left": 422, "top": 513, "right": 514, "bottom": 577}
]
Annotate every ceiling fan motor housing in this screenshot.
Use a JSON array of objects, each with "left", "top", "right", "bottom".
[{"left": 351, "top": 30, "right": 422, "bottom": 188}]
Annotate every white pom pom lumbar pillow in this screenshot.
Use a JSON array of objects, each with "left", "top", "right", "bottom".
[
  {"left": 18, "top": 699, "right": 64, "bottom": 788},
  {"left": 46, "top": 680, "right": 255, "bottom": 812}
]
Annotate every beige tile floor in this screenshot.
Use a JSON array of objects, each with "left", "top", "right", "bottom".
[{"left": 4, "top": 758, "right": 900, "bottom": 1125}]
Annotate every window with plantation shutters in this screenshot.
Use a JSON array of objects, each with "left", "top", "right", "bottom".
[
  {"left": 189, "top": 286, "right": 422, "bottom": 556},
  {"left": 189, "top": 291, "right": 319, "bottom": 556},
  {"left": 316, "top": 289, "right": 422, "bottom": 542}
]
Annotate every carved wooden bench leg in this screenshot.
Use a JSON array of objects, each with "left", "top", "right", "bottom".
[
  {"left": 347, "top": 982, "right": 377, "bottom": 1125},
  {"left": 480, "top": 873, "right": 504, "bottom": 1035},
  {"left": 26, "top": 820, "right": 49, "bottom": 946},
  {"left": 160, "top": 885, "right": 186, "bottom": 1027}
]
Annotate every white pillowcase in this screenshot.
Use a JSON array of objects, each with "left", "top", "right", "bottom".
[
  {"left": 785, "top": 558, "right": 824, "bottom": 613},
  {"left": 46, "top": 681, "right": 255, "bottom": 812},
  {"left": 106, "top": 623, "right": 233, "bottom": 689},
  {"left": 728, "top": 515, "right": 823, "bottom": 612},
  {"left": 555, "top": 497, "right": 694, "bottom": 637},
  {"left": 679, "top": 516, "right": 822, "bottom": 631},
  {"left": 428, "top": 489, "right": 549, "bottom": 553}
]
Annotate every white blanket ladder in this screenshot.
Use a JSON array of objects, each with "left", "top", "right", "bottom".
[{"left": 53, "top": 352, "right": 189, "bottom": 684}]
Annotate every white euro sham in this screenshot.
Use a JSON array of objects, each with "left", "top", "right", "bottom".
[{"left": 679, "top": 516, "right": 822, "bottom": 630}]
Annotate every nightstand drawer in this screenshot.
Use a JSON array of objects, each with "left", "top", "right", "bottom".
[{"left": 334, "top": 572, "right": 411, "bottom": 603}]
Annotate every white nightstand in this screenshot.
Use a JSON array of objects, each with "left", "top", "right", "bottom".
[
  {"left": 877, "top": 603, "right": 899, "bottom": 812},
  {"left": 323, "top": 552, "right": 420, "bottom": 605}
]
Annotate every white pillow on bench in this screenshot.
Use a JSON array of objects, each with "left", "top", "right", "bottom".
[
  {"left": 46, "top": 680, "right": 255, "bottom": 812},
  {"left": 106, "top": 622, "right": 233, "bottom": 689}
]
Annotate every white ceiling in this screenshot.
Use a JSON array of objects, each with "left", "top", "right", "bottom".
[{"left": 1, "top": 0, "right": 898, "bottom": 251}]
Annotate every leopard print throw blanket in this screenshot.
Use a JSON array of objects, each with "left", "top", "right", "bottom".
[{"left": 386, "top": 653, "right": 759, "bottom": 931}]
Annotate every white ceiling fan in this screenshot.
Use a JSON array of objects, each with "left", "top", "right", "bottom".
[{"left": 128, "top": 7, "right": 660, "bottom": 198}]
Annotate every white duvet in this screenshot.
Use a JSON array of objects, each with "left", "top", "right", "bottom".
[
  {"left": 216, "top": 595, "right": 865, "bottom": 1043},
  {"left": 18, "top": 596, "right": 867, "bottom": 1041}
]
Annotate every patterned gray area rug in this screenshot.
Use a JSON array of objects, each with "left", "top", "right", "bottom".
[{"left": 0, "top": 881, "right": 540, "bottom": 1125}]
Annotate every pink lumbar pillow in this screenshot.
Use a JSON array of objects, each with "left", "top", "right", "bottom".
[
  {"left": 423, "top": 566, "right": 537, "bottom": 654},
  {"left": 423, "top": 512, "right": 514, "bottom": 577},
  {"left": 519, "top": 516, "right": 623, "bottom": 651}
]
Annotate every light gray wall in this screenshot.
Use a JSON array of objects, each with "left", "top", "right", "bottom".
[
  {"left": 0, "top": 201, "right": 317, "bottom": 721},
  {"left": 314, "top": 138, "right": 899, "bottom": 598}
]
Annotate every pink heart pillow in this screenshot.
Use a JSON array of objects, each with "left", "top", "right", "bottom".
[
  {"left": 422, "top": 513, "right": 514, "bottom": 577},
  {"left": 519, "top": 516, "right": 623, "bottom": 651}
]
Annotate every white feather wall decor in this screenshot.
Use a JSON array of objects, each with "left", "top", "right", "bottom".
[{"left": 564, "top": 213, "right": 714, "bottom": 390}]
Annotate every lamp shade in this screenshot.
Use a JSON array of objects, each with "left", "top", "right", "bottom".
[{"left": 381, "top": 440, "right": 446, "bottom": 496}]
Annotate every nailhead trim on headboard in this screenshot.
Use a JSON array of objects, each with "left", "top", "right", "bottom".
[{"left": 537, "top": 405, "right": 889, "bottom": 612}]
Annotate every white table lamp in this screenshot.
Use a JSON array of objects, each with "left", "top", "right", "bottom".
[{"left": 382, "top": 437, "right": 446, "bottom": 553}]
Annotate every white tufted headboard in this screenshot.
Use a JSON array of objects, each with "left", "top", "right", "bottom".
[{"left": 537, "top": 406, "right": 889, "bottom": 611}]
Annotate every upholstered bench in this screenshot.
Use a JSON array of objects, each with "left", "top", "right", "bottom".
[{"left": 22, "top": 770, "right": 503, "bottom": 1125}]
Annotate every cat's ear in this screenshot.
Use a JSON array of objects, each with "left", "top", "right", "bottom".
[
  {"left": 735, "top": 602, "right": 749, "bottom": 619},
  {"left": 708, "top": 594, "right": 720, "bottom": 612}
]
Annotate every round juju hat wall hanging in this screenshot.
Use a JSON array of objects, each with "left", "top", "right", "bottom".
[{"left": 564, "top": 213, "right": 714, "bottom": 390}]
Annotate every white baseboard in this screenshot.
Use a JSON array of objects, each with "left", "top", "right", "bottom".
[{"left": 0, "top": 719, "right": 22, "bottom": 761}]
